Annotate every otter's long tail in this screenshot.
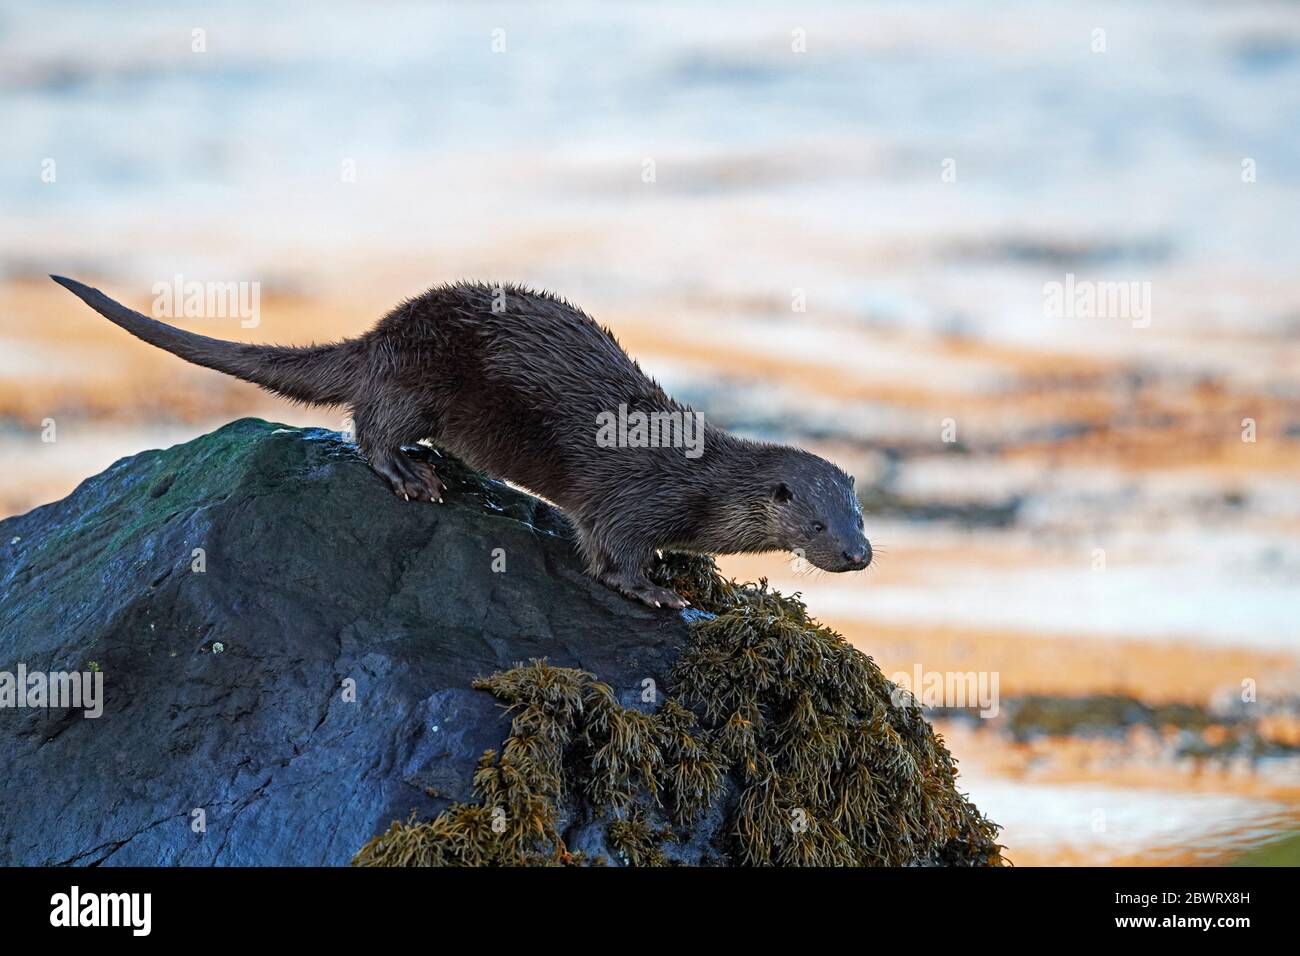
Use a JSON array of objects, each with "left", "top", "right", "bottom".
[{"left": 51, "top": 276, "right": 358, "bottom": 405}]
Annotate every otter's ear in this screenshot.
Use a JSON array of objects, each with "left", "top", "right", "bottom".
[{"left": 773, "top": 482, "right": 794, "bottom": 504}]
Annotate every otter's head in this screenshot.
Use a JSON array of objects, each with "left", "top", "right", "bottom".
[{"left": 764, "top": 451, "right": 871, "bottom": 572}]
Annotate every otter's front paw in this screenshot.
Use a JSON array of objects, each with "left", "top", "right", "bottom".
[{"left": 627, "top": 584, "right": 690, "bottom": 610}]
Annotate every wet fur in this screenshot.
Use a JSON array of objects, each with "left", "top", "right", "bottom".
[{"left": 51, "top": 277, "right": 870, "bottom": 608}]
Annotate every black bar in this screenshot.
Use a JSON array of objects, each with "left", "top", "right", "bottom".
[{"left": 0, "top": 865, "right": 1282, "bottom": 940}]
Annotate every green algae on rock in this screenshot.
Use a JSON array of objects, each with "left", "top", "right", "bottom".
[{"left": 354, "top": 554, "right": 1003, "bottom": 867}]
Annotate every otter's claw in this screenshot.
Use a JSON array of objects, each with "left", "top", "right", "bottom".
[{"left": 627, "top": 585, "right": 689, "bottom": 610}]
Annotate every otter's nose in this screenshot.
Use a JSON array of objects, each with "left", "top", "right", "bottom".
[{"left": 843, "top": 547, "right": 869, "bottom": 568}]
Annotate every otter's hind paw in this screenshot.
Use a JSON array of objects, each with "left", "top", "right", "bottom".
[
  {"left": 374, "top": 454, "right": 445, "bottom": 503},
  {"left": 405, "top": 460, "right": 446, "bottom": 503}
]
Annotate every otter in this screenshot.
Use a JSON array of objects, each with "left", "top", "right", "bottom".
[{"left": 51, "top": 276, "right": 871, "bottom": 608}]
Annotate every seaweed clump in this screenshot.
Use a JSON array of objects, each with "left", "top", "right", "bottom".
[
  {"left": 353, "top": 554, "right": 1003, "bottom": 867},
  {"left": 353, "top": 660, "right": 720, "bottom": 866}
]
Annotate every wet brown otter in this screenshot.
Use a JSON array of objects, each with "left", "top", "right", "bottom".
[{"left": 52, "top": 276, "right": 871, "bottom": 608}]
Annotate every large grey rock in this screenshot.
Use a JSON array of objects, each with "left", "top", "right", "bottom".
[{"left": 0, "top": 419, "right": 693, "bottom": 865}]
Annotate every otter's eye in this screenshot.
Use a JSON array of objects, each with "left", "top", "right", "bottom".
[{"left": 811, "top": 521, "right": 825, "bottom": 534}]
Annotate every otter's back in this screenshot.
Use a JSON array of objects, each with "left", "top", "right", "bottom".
[{"left": 379, "top": 282, "right": 682, "bottom": 506}]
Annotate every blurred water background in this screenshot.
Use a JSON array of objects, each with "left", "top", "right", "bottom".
[{"left": 2, "top": 0, "right": 1299, "bottom": 864}]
